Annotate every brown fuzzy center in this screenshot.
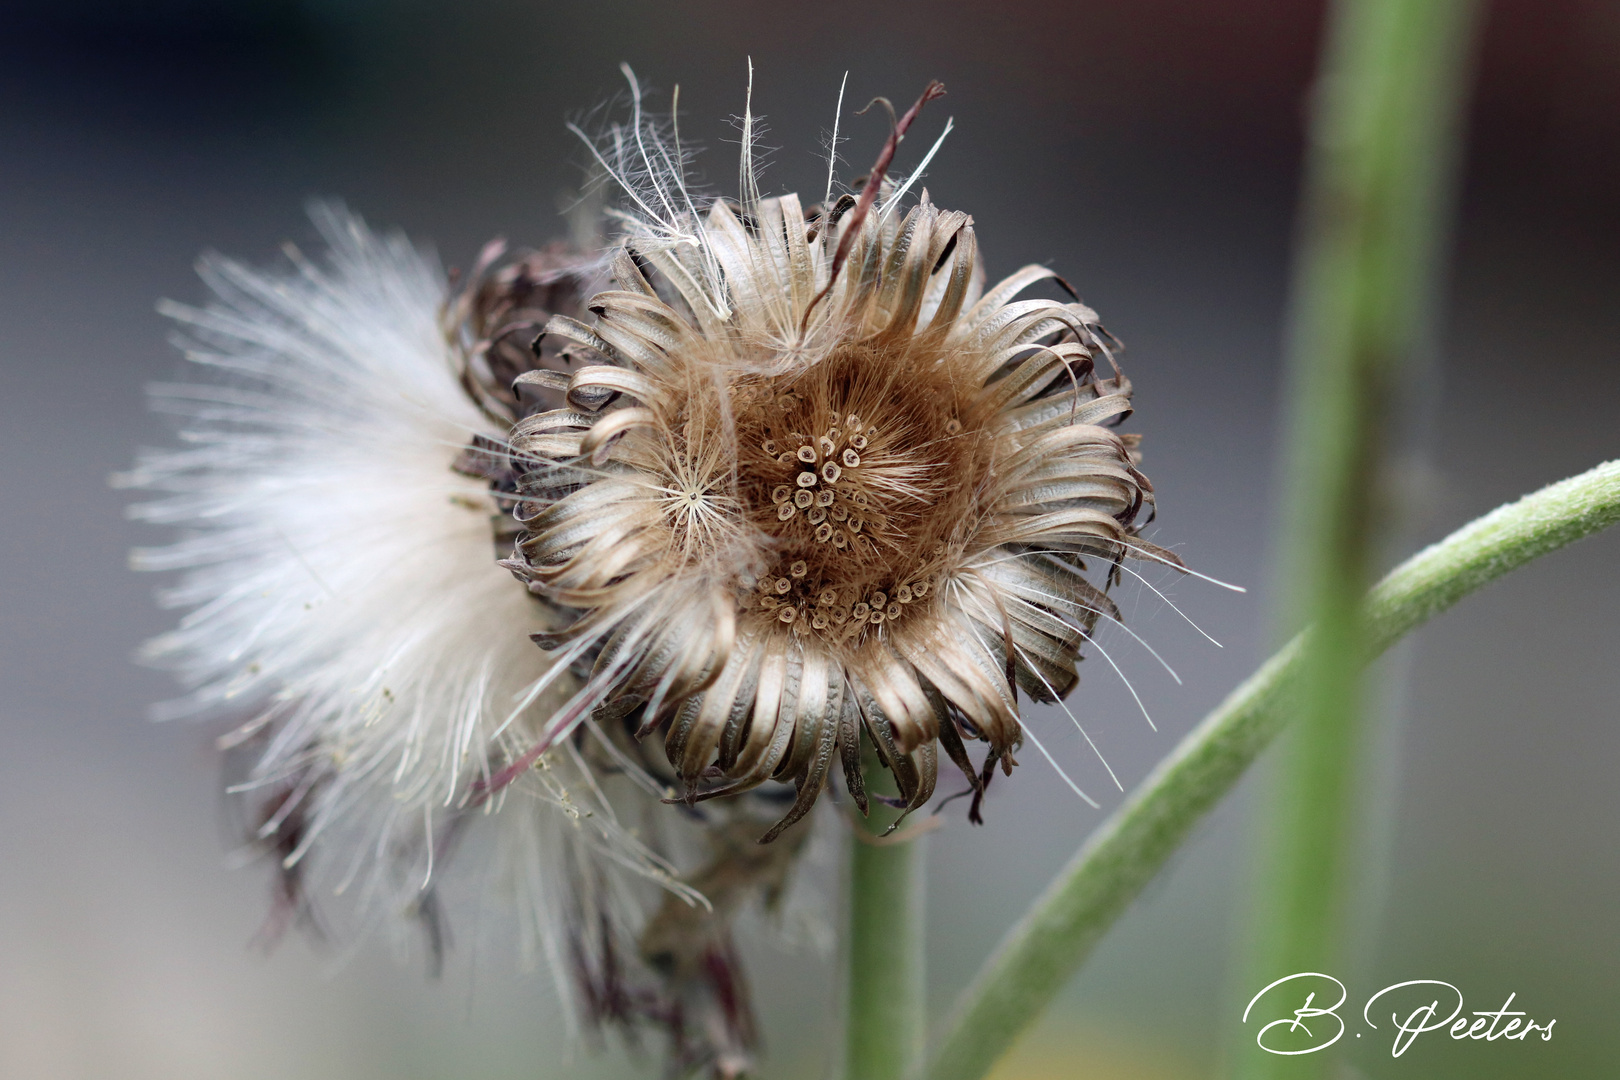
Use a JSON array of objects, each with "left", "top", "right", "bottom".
[{"left": 731, "top": 344, "right": 987, "bottom": 644}]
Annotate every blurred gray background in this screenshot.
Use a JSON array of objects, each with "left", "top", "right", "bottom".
[{"left": 1, "top": 1, "right": 1616, "bottom": 1077}]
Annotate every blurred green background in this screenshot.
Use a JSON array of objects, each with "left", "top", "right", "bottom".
[{"left": 1, "top": 1, "right": 1616, "bottom": 1077}]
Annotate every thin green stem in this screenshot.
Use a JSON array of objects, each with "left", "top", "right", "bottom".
[
  {"left": 846, "top": 833, "right": 926, "bottom": 1080},
  {"left": 1243, "top": 2, "right": 1479, "bottom": 1074},
  {"left": 845, "top": 748, "right": 927, "bottom": 1080},
  {"left": 921, "top": 461, "right": 1620, "bottom": 1080}
]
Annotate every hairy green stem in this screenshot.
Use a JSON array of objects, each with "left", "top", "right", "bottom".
[
  {"left": 921, "top": 460, "right": 1620, "bottom": 1080},
  {"left": 1242, "top": 2, "right": 1480, "bottom": 1076}
]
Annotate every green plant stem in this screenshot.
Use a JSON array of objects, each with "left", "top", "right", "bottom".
[
  {"left": 845, "top": 748, "right": 927, "bottom": 1080},
  {"left": 847, "top": 833, "right": 926, "bottom": 1080},
  {"left": 1243, "top": 3, "right": 1480, "bottom": 1074},
  {"left": 921, "top": 460, "right": 1620, "bottom": 1080}
]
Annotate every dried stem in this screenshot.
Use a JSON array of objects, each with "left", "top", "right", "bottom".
[{"left": 803, "top": 80, "right": 946, "bottom": 331}]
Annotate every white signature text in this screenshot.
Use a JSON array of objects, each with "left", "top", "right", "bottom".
[{"left": 1242, "top": 973, "right": 1556, "bottom": 1057}]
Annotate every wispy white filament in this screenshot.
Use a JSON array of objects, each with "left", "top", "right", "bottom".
[{"left": 120, "top": 203, "right": 684, "bottom": 1026}]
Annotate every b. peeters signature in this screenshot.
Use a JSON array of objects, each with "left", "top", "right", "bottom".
[{"left": 1241, "top": 973, "right": 1556, "bottom": 1057}]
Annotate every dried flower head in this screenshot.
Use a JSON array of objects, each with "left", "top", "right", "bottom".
[
  {"left": 499, "top": 78, "right": 1171, "bottom": 840},
  {"left": 123, "top": 70, "right": 1182, "bottom": 1080}
]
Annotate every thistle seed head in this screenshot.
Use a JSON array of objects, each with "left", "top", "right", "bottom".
[
  {"left": 501, "top": 80, "right": 1166, "bottom": 843},
  {"left": 122, "top": 203, "right": 730, "bottom": 1038},
  {"left": 126, "top": 71, "right": 1185, "bottom": 1080}
]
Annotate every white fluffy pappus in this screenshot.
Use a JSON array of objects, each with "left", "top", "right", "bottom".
[{"left": 119, "top": 202, "right": 694, "bottom": 1019}]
